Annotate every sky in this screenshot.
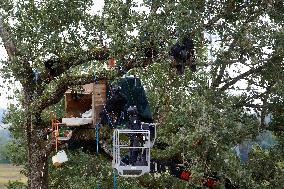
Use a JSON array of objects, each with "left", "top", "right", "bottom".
[{"left": 0, "top": 44, "right": 11, "bottom": 109}]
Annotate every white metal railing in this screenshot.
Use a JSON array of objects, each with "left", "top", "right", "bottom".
[{"left": 112, "top": 129, "right": 151, "bottom": 177}]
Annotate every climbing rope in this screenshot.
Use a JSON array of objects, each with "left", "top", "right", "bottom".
[
  {"left": 113, "top": 169, "right": 117, "bottom": 189},
  {"left": 96, "top": 123, "right": 99, "bottom": 154}
]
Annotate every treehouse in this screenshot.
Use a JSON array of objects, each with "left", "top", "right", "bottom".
[
  {"left": 51, "top": 76, "right": 157, "bottom": 177},
  {"left": 63, "top": 80, "right": 107, "bottom": 126}
]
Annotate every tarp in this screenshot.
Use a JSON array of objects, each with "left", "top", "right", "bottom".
[
  {"left": 116, "top": 76, "right": 153, "bottom": 122},
  {"left": 100, "top": 76, "right": 153, "bottom": 127}
]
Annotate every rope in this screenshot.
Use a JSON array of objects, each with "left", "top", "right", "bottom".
[
  {"left": 96, "top": 123, "right": 99, "bottom": 154},
  {"left": 113, "top": 170, "right": 117, "bottom": 189},
  {"left": 50, "top": 112, "right": 60, "bottom": 152}
]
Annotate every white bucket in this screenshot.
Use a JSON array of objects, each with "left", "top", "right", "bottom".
[{"left": 52, "top": 150, "right": 68, "bottom": 167}]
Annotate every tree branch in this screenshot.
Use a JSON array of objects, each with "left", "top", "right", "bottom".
[
  {"left": 209, "top": 7, "right": 265, "bottom": 89},
  {"left": 218, "top": 50, "right": 284, "bottom": 92},
  {"left": 40, "top": 47, "right": 109, "bottom": 83},
  {"left": 0, "top": 16, "right": 16, "bottom": 58},
  {"left": 218, "top": 64, "right": 265, "bottom": 92},
  {"left": 33, "top": 74, "right": 94, "bottom": 112},
  {"left": 0, "top": 15, "right": 34, "bottom": 90},
  {"left": 32, "top": 68, "right": 118, "bottom": 112},
  {"left": 211, "top": 62, "right": 226, "bottom": 88}
]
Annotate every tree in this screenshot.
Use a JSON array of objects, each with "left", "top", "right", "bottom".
[{"left": 0, "top": 0, "right": 284, "bottom": 188}]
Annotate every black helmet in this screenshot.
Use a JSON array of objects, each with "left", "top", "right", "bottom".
[{"left": 127, "top": 106, "right": 138, "bottom": 116}]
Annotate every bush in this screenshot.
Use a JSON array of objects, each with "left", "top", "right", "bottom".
[{"left": 5, "top": 180, "right": 26, "bottom": 189}]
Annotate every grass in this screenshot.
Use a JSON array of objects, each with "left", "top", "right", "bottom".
[{"left": 0, "top": 164, "right": 27, "bottom": 188}]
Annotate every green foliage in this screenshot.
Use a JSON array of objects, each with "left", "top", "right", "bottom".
[
  {"left": 1, "top": 0, "right": 284, "bottom": 188},
  {"left": 49, "top": 151, "right": 110, "bottom": 189},
  {"left": 2, "top": 105, "right": 28, "bottom": 168},
  {"left": 136, "top": 65, "right": 259, "bottom": 187},
  {"left": 49, "top": 150, "right": 148, "bottom": 189},
  {"left": 5, "top": 180, "right": 26, "bottom": 189},
  {"left": 0, "top": 142, "right": 10, "bottom": 163}
]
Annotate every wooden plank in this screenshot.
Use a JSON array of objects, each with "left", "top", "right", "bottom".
[
  {"left": 93, "top": 80, "right": 107, "bottom": 123},
  {"left": 63, "top": 80, "right": 107, "bottom": 123}
]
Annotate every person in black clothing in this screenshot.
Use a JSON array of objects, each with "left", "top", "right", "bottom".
[
  {"left": 126, "top": 106, "right": 141, "bottom": 130},
  {"left": 100, "top": 86, "right": 128, "bottom": 126},
  {"left": 126, "top": 106, "right": 150, "bottom": 166},
  {"left": 169, "top": 36, "right": 196, "bottom": 74},
  {"left": 105, "top": 86, "right": 128, "bottom": 116},
  {"left": 126, "top": 106, "right": 141, "bottom": 165}
]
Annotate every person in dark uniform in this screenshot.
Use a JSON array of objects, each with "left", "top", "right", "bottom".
[{"left": 169, "top": 35, "right": 196, "bottom": 74}]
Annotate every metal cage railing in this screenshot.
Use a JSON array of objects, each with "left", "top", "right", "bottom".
[{"left": 112, "top": 129, "right": 151, "bottom": 177}]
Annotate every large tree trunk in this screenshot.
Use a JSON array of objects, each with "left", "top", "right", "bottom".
[
  {"left": 28, "top": 146, "right": 49, "bottom": 188},
  {"left": 26, "top": 110, "right": 50, "bottom": 189},
  {"left": 27, "top": 127, "right": 50, "bottom": 189}
]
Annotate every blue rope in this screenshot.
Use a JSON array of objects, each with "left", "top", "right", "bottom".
[
  {"left": 96, "top": 123, "right": 99, "bottom": 154},
  {"left": 97, "top": 182, "right": 100, "bottom": 189},
  {"left": 113, "top": 170, "right": 117, "bottom": 189},
  {"left": 33, "top": 69, "right": 39, "bottom": 83}
]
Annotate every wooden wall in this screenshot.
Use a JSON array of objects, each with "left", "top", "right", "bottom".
[{"left": 92, "top": 80, "right": 106, "bottom": 124}]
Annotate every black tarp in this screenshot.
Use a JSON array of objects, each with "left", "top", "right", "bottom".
[
  {"left": 100, "top": 76, "right": 153, "bottom": 126},
  {"left": 117, "top": 77, "right": 152, "bottom": 122}
]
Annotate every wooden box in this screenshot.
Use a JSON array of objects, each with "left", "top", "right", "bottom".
[{"left": 64, "top": 80, "right": 107, "bottom": 125}]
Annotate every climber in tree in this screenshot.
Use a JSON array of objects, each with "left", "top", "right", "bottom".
[
  {"left": 140, "top": 32, "right": 158, "bottom": 66},
  {"left": 100, "top": 86, "right": 128, "bottom": 126},
  {"left": 169, "top": 35, "right": 196, "bottom": 74},
  {"left": 44, "top": 57, "right": 58, "bottom": 80}
]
